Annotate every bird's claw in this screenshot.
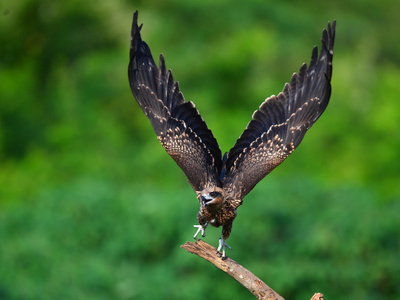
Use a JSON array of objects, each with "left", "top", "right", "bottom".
[
  {"left": 193, "top": 223, "right": 208, "bottom": 239},
  {"left": 217, "top": 237, "right": 232, "bottom": 258}
]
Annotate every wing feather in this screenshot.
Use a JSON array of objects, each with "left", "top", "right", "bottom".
[
  {"left": 223, "top": 20, "right": 336, "bottom": 202},
  {"left": 128, "top": 11, "right": 222, "bottom": 191}
]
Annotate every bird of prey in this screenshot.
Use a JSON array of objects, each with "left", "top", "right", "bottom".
[{"left": 128, "top": 10, "right": 336, "bottom": 258}]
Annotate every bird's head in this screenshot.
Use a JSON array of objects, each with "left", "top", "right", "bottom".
[{"left": 199, "top": 187, "right": 225, "bottom": 207}]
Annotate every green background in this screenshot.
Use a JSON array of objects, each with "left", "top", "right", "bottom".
[{"left": 1, "top": 0, "right": 399, "bottom": 299}]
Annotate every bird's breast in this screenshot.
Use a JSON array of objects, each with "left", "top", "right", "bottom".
[{"left": 199, "top": 203, "right": 236, "bottom": 228}]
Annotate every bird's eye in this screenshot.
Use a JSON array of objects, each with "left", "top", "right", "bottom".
[{"left": 209, "top": 191, "right": 219, "bottom": 198}]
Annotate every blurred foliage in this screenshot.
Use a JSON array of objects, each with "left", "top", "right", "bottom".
[{"left": 0, "top": 0, "right": 399, "bottom": 299}]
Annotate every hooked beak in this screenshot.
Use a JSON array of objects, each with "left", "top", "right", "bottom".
[{"left": 201, "top": 195, "right": 213, "bottom": 206}]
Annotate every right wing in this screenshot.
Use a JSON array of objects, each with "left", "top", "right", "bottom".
[
  {"left": 223, "top": 21, "right": 336, "bottom": 202},
  {"left": 128, "top": 11, "right": 223, "bottom": 192}
]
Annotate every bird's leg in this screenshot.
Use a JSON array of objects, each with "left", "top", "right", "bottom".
[
  {"left": 193, "top": 222, "right": 208, "bottom": 239},
  {"left": 217, "top": 222, "right": 233, "bottom": 259},
  {"left": 217, "top": 237, "right": 232, "bottom": 259},
  {"left": 194, "top": 212, "right": 208, "bottom": 239}
]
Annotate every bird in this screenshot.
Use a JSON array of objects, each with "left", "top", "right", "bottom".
[{"left": 128, "top": 10, "right": 336, "bottom": 258}]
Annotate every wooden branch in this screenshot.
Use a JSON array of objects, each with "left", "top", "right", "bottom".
[
  {"left": 181, "top": 240, "right": 324, "bottom": 300},
  {"left": 181, "top": 239, "right": 284, "bottom": 300},
  {"left": 310, "top": 293, "right": 324, "bottom": 300}
]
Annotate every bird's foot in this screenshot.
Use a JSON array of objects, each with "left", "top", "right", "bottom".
[
  {"left": 217, "top": 237, "right": 232, "bottom": 259},
  {"left": 193, "top": 222, "right": 208, "bottom": 239}
]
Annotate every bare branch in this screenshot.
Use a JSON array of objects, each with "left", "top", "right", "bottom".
[
  {"left": 181, "top": 239, "right": 285, "bottom": 300},
  {"left": 310, "top": 293, "right": 324, "bottom": 300},
  {"left": 181, "top": 240, "right": 324, "bottom": 300}
]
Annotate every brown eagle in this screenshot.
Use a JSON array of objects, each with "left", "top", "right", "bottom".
[{"left": 128, "top": 11, "right": 336, "bottom": 257}]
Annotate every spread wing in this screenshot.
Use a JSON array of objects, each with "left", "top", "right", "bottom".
[
  {"left": 223, "top": 20, "right": 336, "bottom": 203},
  {"left": 128, "top": 11, "right": 223, "bottom": 192}
]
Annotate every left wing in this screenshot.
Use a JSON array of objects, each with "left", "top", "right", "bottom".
[
  {"left": 128, "top": 11, "right": 223, "bottom": 192},
  {"left": 223, "top": 20, "right": 336, "bottom": 202}
]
